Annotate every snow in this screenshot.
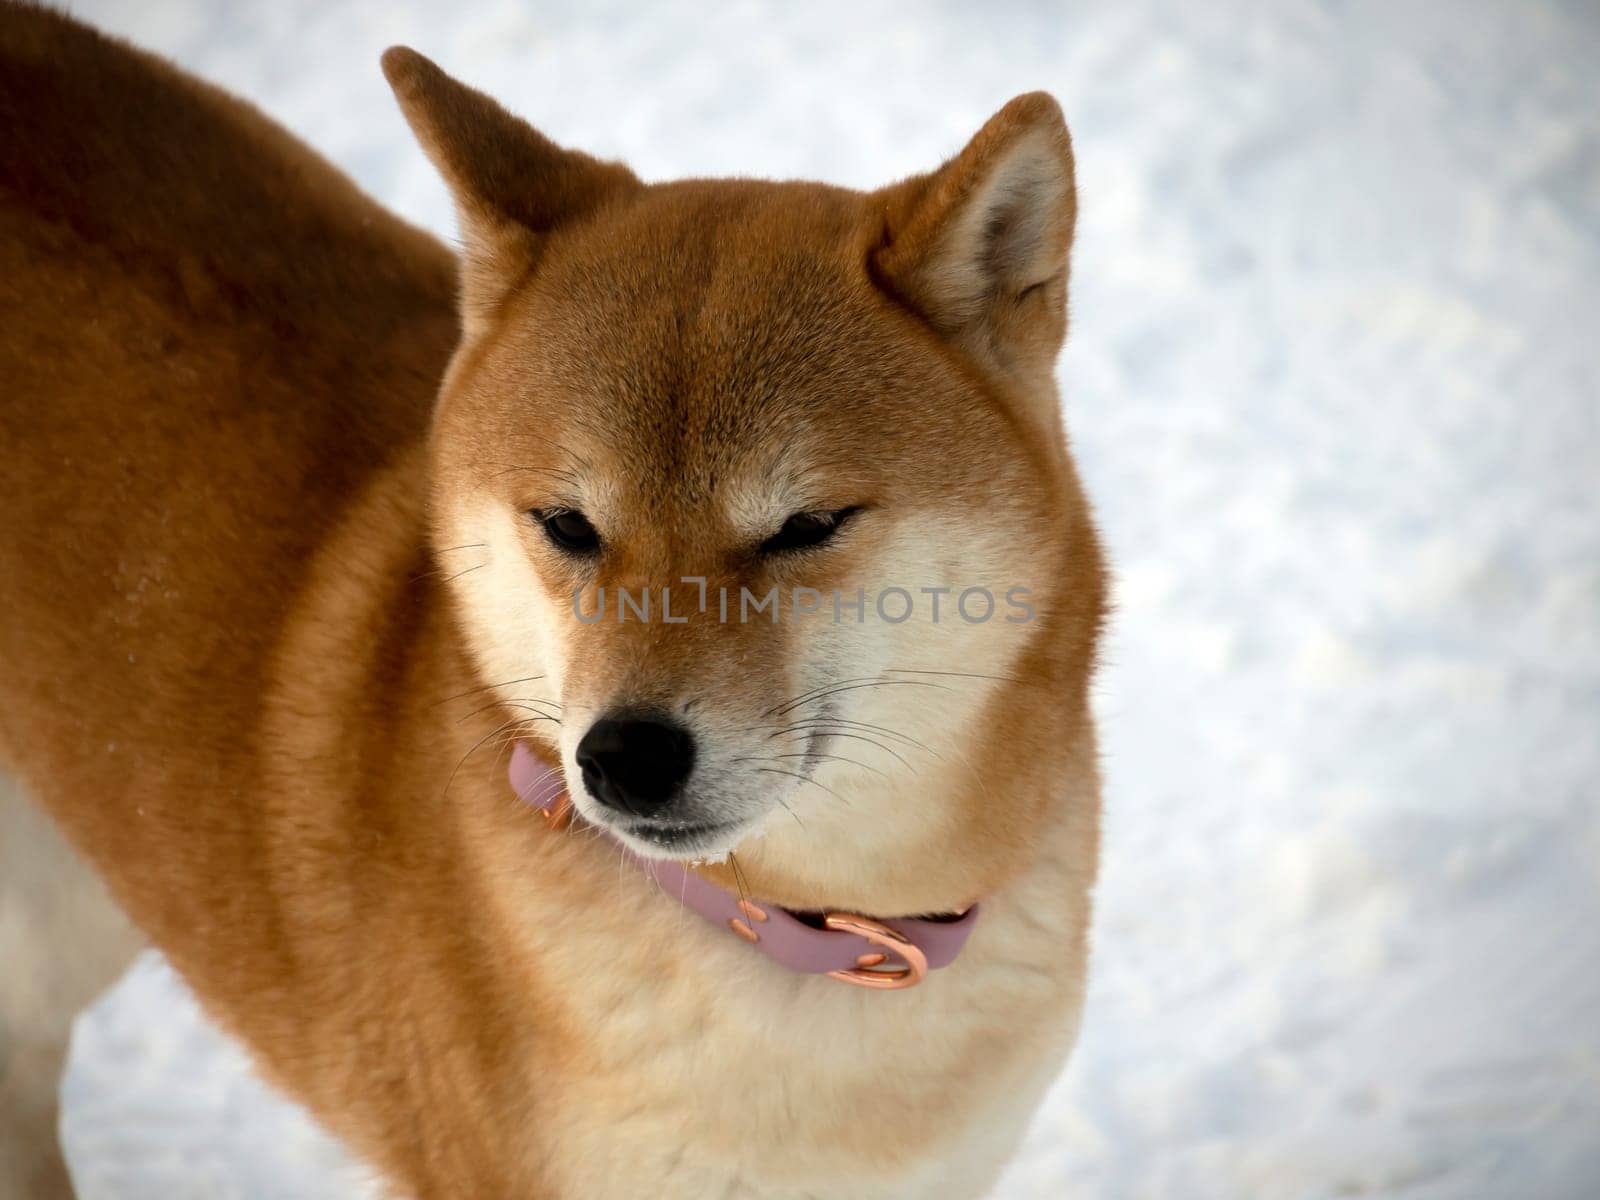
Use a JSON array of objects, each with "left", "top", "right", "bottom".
[{"left": 56, "top": 1, "right": 1600, "bottom": 1196}]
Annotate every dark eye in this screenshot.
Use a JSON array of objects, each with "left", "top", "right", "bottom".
[
  {"left": 760, "top": 507, "right": 859, "bottom": 555},
  {"left": 533, "top": 508, "right": 600, "bottom": 554}
]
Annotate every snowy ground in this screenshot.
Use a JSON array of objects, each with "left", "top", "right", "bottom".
[{"left": 55, "top": 1, "right": 1600, "bottom": 1197}]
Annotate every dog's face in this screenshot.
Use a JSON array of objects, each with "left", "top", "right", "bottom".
[{"left": 387, "top": 51, "right": 1102, "bottom": 904}]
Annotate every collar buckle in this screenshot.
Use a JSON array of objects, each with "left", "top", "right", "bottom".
[{"left": 822, "top": 912, "right": 928, "bottom": 989}]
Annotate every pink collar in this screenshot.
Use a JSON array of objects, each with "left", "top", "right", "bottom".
[{"left": 509, "top": 742, "right": 978, "bottom": 989}]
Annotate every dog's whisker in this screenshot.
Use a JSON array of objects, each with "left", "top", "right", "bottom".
[
  {"left": 762, "top": 674, "right": 891, "bottom": 718},
  {"left": 454, "top": 698, "right": 564, "bottom": 724},
  {"left": 442, "top": 715, "right": 533, "bottom": 799},
  {"left": 739, "top": 755, "right": 883, "bottom": 784},
  {"left": 740, "top": 716, "right": 928, "bottom": 753},
  {"left": 766, "top": 727, "right": 912, "bottom": 769},
  {"left": 767, "top": 750, "right": 887, "bottom": 779},
  {"left": 750, "top": 765, "right": 844, "bottom": 805},
  {"left": 428, "top": 674, "right": 549, "bottom": 709},
  {"left": 882, "top": 667, "right": 1030, "bottom": 686},
  {"left": 438, "top": 561, "right": 489, "bottom": 585},
  {"left": 767, "top": 716, "right": 933, "bottom": 753},
  {"left": 771, "top": 678, "right": 949, "bottom": 718}
]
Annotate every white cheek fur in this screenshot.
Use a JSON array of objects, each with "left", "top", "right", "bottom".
[
  {"left": 440, "top": 496, "right": 564, "bottom": 723},
  {"left": 743, "top": 518, "right": 1043, "bottom": 858}
]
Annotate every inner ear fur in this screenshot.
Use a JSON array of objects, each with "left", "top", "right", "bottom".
[
  {"left": 873, "top": 92, "right": 1077, "bottom": 383},
  {"left": 381, "top": 47, "right": 641, "bottom": 334}
]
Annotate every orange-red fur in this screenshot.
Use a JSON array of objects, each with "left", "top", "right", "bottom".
[{"left": 0, "top": 6, "right": 1105, "bottom": 1197}]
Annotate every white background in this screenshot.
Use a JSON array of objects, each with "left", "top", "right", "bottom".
[{"left": 56, "top": 2, "right": 1600, "bottom": 1197}]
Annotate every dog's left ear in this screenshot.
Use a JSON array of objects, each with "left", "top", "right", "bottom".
[
  {"left": 874, "top": 93, "right": 1076, "bottom": 388},
  {"left": 381, "top": 47, "right": 640, "bottom": 335}
]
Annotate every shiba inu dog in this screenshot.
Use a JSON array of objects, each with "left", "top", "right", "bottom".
[{"left": 0, "top": 5, "right": 1106, "bottom": 1198}]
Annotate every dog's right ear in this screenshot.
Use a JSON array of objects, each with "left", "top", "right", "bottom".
[
  {"left": 872, "top": 93, "right": 1076, "bottom": 394},
  {"left": 381, "top": 48, "right": 640, "bottom": 335}
]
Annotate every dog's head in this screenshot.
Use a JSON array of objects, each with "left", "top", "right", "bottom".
[{"left": 385, "top": 50, "right": 1103, "bottom": 910}]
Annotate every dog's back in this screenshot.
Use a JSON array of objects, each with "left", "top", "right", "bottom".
[
  {"left": 0, "top": 5, "right": 455, "bottom": 1190},
  {"left": 0, "top": 3, "right": 457, "bottom": 906},
  {"left": 0, "top": 1, "right": 456, "bottom": 786}
]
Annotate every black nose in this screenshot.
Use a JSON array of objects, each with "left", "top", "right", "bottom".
[{"left": 575, "top": 715, "right": 695, "bottom": 820}]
